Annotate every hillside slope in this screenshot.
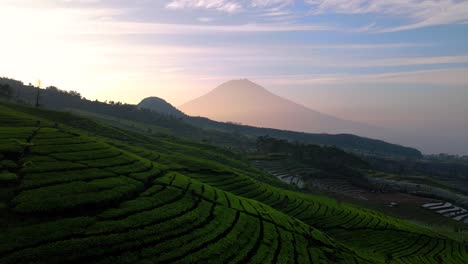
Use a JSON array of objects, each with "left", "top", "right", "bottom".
[
  {"left": 0, "top": 77, "right": 422, "bottom": 158},
  {"left": 0, "top": 102, "right": 364, "bottom": 263},
  {"left": 1, "top": 102, "right": 466, "bottom": 263}
]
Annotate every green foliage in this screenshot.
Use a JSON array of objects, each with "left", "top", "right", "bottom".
[
  {"left": 0, "top": 143, "right": 23, "bottom": 153},
  {"left": 49, "top": 148, "right": 122, "bottom": 161},
  {"left": 0, "top": 83, "right": 13, "bottom": 99},
  {"left": 0, "top": 160, "right": 17, "bottom": 170},
  {"left": 0, "top": 171, "right": 18, "bottom": 183},
  {"left": 96, "top": 186, "right": 183, "bottom": 220},
  {"left": 12, "top": 176, "right": 143, "bottom": 213},
  {"left": 21, "top": 160, "right": 87, "bottom": 173},
  {"left": 256, "top": 135, "right": 369, "bottom": 169},
  {"left": 20, "top": 168, "right": 117, "bottom": 190},
  {"left": 31, "top": 141, "right": 109, "bottom": 155},
  {"left": 0, "top": 217, "right": 95, "bottom": 254}
]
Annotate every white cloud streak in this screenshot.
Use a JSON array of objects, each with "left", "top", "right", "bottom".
[
  {"left": 256, "top": 68, "right": 468, "bottom": 86},
  {"left": 166, "top": 0, "right": 243, "bottom": 13},
  {"left": 165, "top": 0, "right": 293, "bottom": 13},
  {"left": 306, "top": 0, "right": 468, "bottom": 31}
]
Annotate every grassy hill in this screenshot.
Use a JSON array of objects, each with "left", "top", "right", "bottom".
[{"left": 1, "top": 101, "right": 467, "bottom": 263}]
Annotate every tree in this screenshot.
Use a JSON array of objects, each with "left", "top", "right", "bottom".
[
  {"left": 68, "top": 91, "right": 81, "bottom": 98},
  {"left": 0, "top": 84, "right": 12, "bottom": 99},
  {"left": 35, "top": 79, "right": 41, "bottom": 107},
  {"left": 46, "top": 86, "right": 59, "bottom": 92}
]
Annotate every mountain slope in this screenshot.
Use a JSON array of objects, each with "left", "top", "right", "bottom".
[
  {"left": 180, "top": 79, "right": 389, "bottom": 139},
  {"left": 138, "top": 96, "right": 185, "bottom": 117}
]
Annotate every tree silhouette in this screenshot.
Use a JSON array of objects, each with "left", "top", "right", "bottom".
[
  {"left": 35, "top": 79, "right": 41, "bottom": 107},
  {"left": 0, "top": 84, "right": 12, "bottom": 99}
]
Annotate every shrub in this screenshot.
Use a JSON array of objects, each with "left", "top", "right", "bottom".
[
  {"left": 21, "top": 161, "right": 87, "bottom": 173},
  {"left": 0, "top": 160, "right": 17, "bottom": 170},
  {"left": 106, "top": 160, "right": 152, "bottom": 175},
  {"left": 81, "top": 155, "right": 135, "bottom": 168},
  {"left": 33, "top": 137, "right": 94, "bottom": 146},
  {"left": 0, "top": 143, "right": 23, "bottom": 153},
  {"left": 0, "top": 171, "right": 18, "bottom": 183},
  {"left": 30, "top": 142, "right": 109, "bottom": 155},
  {"left": 0, "top": 217, "right": 95, "bottom": 254},
  {"left": 128, "top": 165, "right": 161, "bottom": 183},
  {"left": 12, "top": 176, "right": 143, "bottom": 213},
  {"left": 49, "top": 148, "right": 122, "bottom": 162},
  {"left": 20, "top": 168, "right": 117, "bottom": 190},
  {"left": 97, "top": 186, "right": 184, "bottom": 220}
]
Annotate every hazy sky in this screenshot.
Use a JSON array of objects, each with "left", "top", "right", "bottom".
[{"left": 1, "top": 0, "right": 468, "bottom": 154}]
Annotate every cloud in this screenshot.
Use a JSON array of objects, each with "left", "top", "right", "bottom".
[
  {"left": 165, "top": 0, "right": 243, "bottom": 13},
  {"left": 306, "top": 0, "right": 468, "bottom": 31},
  {"left": 0, "top": 4, "right": 331, "bottom": 37},
  {"left": 363, "top": 68, "right": 468, "bottom": 85},
  {"left": 165, "top": 0, "right": 293, "bottom": 13},
  {"left": 256, "top": 68, "right": 468, "bottom": 86},
  {"left": 326, "top": 55, "right": 468, "bottom": 68},
  {"left": 198, "top": 17, "right": 215, "bottom": 22},
  {"left": 58, "top": 20, "right": 332, "bottom": 35},
  {"left": 251, "top": 0, "right": 293, "bottom": 8}
]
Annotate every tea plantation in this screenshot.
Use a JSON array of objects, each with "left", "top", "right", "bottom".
[{"left": 0, "top": 102, "right": 467, "bottom": 263}]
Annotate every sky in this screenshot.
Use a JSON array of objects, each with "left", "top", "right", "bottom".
[{"left": 0, "top": 0, "right": 467, "bottom": 154}]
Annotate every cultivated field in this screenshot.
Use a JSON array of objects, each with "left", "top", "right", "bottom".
[{"left": 1, "top": 102, "right": 467, "bottom": 263}]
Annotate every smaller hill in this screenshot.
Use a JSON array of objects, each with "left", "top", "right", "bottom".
[{"left": 138, "top": 97, "right": 185, "bottom": 117}]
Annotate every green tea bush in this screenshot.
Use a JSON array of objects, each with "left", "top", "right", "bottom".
[
  {"left": 86, "top": 195, "right": 197, "bottom": 234},
  {"left": 0, "top": 171, "right": 18, "bottom": 183},
  {"left": 23, "top": 155, "right": 57, "bottom": 162},
  {"left": 50, "top": 148, "right": 122, "bottom": 161},
  {"left": 31, "top": 142, "right": 109, "bottom": 155},
  {"left": 81, "top": 155, "right": 135, "bottom": 168},
  {"left": 177, "top": 213, "right": 257, "bottom": 263},
  {"left": 97, "top": 186, "right": 184, "bottom": 220},
  {"left": 0, "top": 217, "right": 95, "bottom": 254},
  {"left": 249, "top": 222, "right": 279, "bottom": 264},
  {"left": 34, "top": 131, "right": 73, "bottom": 139},
  {"left": 143, "top": 204, "right": 234, "bottom": 262},
  {"left": 128, "top": 165, "right": 161, "bottom": 182},
  {"left": 21, "top": 161, "right": 87, "bottom": 173},
  {"left": 106, "top": 160, "right": 152, "bottom": 175},
  {"left": 0, "top": 160, "right": 17, "bottom": 170},
  {"left": 20, "top": 168, "right": 117, "bottom": 190},
  {"left": 98, "top": 203, "right": 215, "bottom": 263},
  {"left": 12, "top": 176, "right": 143, "bottom": 213},
  {"left": 0, "top": 143, "right": 23, "bottom": 153},
  {"left": 33, "top": 137, "right": 94, "bottom": 146}
]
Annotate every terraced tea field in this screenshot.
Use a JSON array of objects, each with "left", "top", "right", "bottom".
[
  {"left": 0, "top": 104, "right": 364, "bottom": 263},
  {"left": 252, "top": 158, "right": 368, "bottom": 199},
  {"left": 423, "top": 202, "right": 468, "bottom": 224},
  {"left": 1, "top": 102, "right": 467, "bottom": 263},
  {"left": 178, "top": 169, "right": 467, "bottom": 263}
]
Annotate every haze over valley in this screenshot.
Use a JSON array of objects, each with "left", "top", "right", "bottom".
[{"left": 180, "top": 79, "right": 467, "bottom": 154}]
